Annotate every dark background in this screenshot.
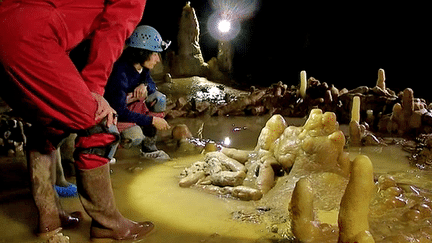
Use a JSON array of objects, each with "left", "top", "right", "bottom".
[{"left": 141, "top": 1, "right": 430, "bottom": 99}]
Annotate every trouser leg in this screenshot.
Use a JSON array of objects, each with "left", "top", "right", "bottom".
[
  {"left": 120, "top": 125, "right": 145, "bottom": 149},
  {"left": 141, "top": 125, "right": 158, "bottom": 153}
]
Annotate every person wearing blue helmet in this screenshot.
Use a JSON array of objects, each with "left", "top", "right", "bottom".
[{"left": 105, "top": 25, "right": 171, "bottom": 159}]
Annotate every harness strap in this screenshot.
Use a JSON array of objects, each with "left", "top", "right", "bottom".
[{"left": 74, "top": 123, "right": 120, "bottom": 160}]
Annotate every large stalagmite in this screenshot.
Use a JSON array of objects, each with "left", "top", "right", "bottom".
[
  {"left": 338, "top": 155, "right": 375, "bottom": 243},
  {"left": 169, "top": 3, "right": 233, "bottom": 83},
  {"left": 289, "top": 178, "right": 321, "bottom": 243},
  {"left": 171, "top": 2, "right": 208, "bottom": 77}
]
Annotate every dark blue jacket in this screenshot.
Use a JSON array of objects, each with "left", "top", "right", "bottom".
[{"left": 104, "top": 60, "right": 157, "bottom": 126}]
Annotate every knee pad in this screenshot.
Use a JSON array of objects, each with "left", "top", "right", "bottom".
[
  {"left": 146, "top": 91, "right": 166, "bottom": 113},
  {"left": 74, "top": 123, "right": 120, "bottom": 170}
]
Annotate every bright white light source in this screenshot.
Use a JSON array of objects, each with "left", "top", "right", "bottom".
[
  {"left": 208, "top": 12, "right": 240, "bottom": 41},
  {"left": 218, "top": 20, "right": 231, "bottom": 33},
  {"left": 223, "top": 137, "right": 231, "bottom": 146}
]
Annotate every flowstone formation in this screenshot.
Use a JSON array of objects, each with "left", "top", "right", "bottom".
[{"left": 178, "top": 109, "right": 350, "bottom": 201}]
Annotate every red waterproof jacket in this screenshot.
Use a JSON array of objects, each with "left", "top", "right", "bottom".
[
  {"left": 46, "top": 0, "right": 146, "bottom": 95},
  {"left": 0, "top": 0, "right": 146, "bottom": 130}
]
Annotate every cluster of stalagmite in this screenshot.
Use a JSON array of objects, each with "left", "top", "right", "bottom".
[
  {"left": 179, "top": 109, "right": 350, "bottom": 200},
  {"left": 179, "top": 109, "right": 384, "bottom": 242},
  {"left": 383, "top": 87, "right": 432, "bottom": 135},
  {"left": 164, "top": 66, "right": 432, "bottom": 142}
]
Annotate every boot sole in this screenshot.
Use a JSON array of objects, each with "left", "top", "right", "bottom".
[
  {"left": 91, "top": 225, "right": 156, "bottom": 243},
  {"left": 37, "top": 227, "right": 63, "bottom": 240}
]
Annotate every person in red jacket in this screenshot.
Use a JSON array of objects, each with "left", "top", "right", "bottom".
[{"left": 0, "top": 0, "right": 154, "bottom": 241}]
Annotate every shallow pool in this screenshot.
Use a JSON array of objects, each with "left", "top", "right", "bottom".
[{"left": 0, "top": 115, "right": 430, "bottom": 243}]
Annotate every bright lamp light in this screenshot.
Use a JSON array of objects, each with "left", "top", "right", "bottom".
[{"left": 218, "top": 20, "right": 231, "bottom": 33}]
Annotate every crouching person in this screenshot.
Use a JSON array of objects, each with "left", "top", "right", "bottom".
[
  {"left": 104, "top": 25, "right": 171, "bottom": 160},
  {"left": 0, "top": 0, "right": 154, "bottom": 241}
]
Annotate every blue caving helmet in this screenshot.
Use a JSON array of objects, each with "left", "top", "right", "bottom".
[{"left": 126, "top": 25, "right": 171, "bottom": 52}]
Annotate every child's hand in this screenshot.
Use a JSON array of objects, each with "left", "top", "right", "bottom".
[
  {"left": 133, "top": 83, "right": 147, "bottom": 100},
  {"left": 152, "top": 117, "right": 170, "bottom": 130},
  {"left": 126, "top": 92, "right": 138, "bottom": 104}
]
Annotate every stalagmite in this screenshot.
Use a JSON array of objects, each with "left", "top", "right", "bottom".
[
  {"left": 402, "top": 88, "right": 414, "bottom": 117},
  {"left": 256, "top": 158, "right": 275, "bottom": 194},
  {"left": 221, "top": 186, "right": 263, "bottom": 201},
  {"left": 217, "top": 41, "right": 233, "bottom": 73},
  {"left": 172, "top": 2, "right": 208, "bottom": 77},
  {"left": 272, "top": 126, "right": 302, "bottom": 170},
  {"left": 389, "top": 88, "right": 423, "bottom": 135},
  {"left": 255, "top": 114, "right": 287, "bottom": 151},
  {"left": 289, "top": 178, "right": 319, "bottom": 243},
  {"left": 220, "top": 147, "right": 250, "bottom": 164},
  {"left": 300, "top": 70, "right": 307, "bottom": 98},
  {"left": 210, "top": 170, "right": 246, "bottom": 187},
  {"left": 351, "top": 96, "right": 360, "bottom": 123},
  {"left": 349, "top": 96, "right": 362, "bottom": 146},
  {"left": 205, "top": 152, "right": 245, "bottom": 172},
  {"left": 179, "top": 171, "right": 206, "bottom": 188},
  {"left": 376, "top": 68, "right": 386, "bottom": 90},
  {"left": 338, "top": 155, "right": 375, "bottom": 243}
]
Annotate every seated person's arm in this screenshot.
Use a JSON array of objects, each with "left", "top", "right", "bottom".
[
  {"left": 105, "top": 73, "right": 153, "bottom": 126},
  {"left": 126, "top": 83, "right": 147, "bottom": 104}
]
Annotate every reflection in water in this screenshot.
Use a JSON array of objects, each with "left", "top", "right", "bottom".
[{"left": 1, "top": 116, "right": 432, "bottom": 242}]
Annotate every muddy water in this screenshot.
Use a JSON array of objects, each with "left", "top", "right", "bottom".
[{"left": 0, "top": 116, "right": 429, "bottom": 243}]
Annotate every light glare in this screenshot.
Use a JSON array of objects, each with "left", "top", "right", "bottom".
[
  {"left": 223, "top": 137, "right": 231, "bottom": 146},
  {"left": 218, "top": 20, "right": 231, "bottom": 33}
]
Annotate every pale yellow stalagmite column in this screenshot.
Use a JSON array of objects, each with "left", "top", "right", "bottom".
[
  {"left": 376, "top": 68, "right": 386, "bottom": 90},
  {"left": 289, "top": 178, "right": 319, "bottom": 243},
  {"left": 338, "top": 155, "right": 375, "bottom": 243},
  {"left": 349, "top": 96, "right": 362, "bottom": 146},
  {"left": 351, "top": 96, "right": 360, "bottom": 123},
  {"left": 300, "top": 70, "right": 307, "bottom": 98}
]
